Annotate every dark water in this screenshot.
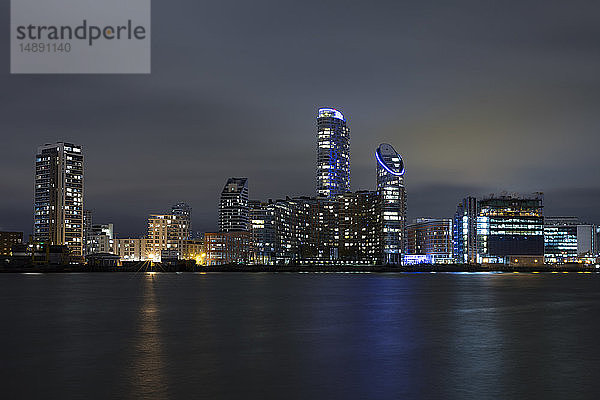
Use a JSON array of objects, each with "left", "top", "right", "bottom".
[{"left": 1, "top": 272, "right": 599, "bottom": 399}]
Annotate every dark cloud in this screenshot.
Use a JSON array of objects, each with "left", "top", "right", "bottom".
[{"left": 1, "top": 0, "right": 599, "bottom": 236}]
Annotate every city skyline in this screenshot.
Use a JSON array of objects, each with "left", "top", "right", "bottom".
[
  {"left": 1, "top": 111, "right": 599, "bottom": 239},
  {"left": 2, "top": 1, "right": 600, "bottom": 236},
  {"left": 2, "top": 2, "right": 600, "bottom": 398},
  {"left": 4, "top": 126, "right": 597, "bottom": 266}
]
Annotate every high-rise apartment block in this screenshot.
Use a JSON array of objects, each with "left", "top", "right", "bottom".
[
  {"left": 34, "top": 142, "right": 84, "bottom": 258},
  {"left": 316, "top": 108, "right": 350, "bottom": 198},
  {"left": 376, "top": 143, "right": 406, "bottom": 264},
  {"left": 219, "top": 178, "right": 249, "bottom": 232}
]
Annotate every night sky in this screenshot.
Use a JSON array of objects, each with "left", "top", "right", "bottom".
[{"left": 1, "top": 0, "right": 599, "bottom": 237}]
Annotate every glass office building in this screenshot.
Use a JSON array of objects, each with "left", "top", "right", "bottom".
[
  {"left": 477, "top": 193, "right": 544, "bottom": 263},
  {"left": 544, "top": 217, "right": 578, "bottom": 263}
]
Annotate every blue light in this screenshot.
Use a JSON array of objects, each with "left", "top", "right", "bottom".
[
  {"left": 318, "top": 108, "right": 345, "bottom": 121},
  {"left": 376, "top": 148, "right": 404, "bottom": 176}
]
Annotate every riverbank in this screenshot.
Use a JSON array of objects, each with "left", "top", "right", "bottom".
[{"left": 1, "top": 261, "right": 598, "bottom": 273}]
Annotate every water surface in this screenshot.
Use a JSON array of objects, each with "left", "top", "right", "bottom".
[{"left": 1, "top": 272, "right": 598, "bottom": 399}]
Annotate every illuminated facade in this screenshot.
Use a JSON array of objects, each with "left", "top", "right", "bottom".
[
  {"left": 204, "top": 231, "right": 251, "bottom": 265},
  {"left": 34, "top": 142, "right": 84, "bottom": 258},
  {"left": 542, "top": 217, "right": 598, "bottom": 263},
  {"left": 273, "top": 196, "right": 339, "bottom": 262},
  {"left": 316, "top": 108, "right": 350, "bottom": 198},
  {"left": 406, "top": 218, "right": 453, "bottom": 264},
  {"left": 544, "top": 217, "right": 578, "bottom": 263},
  {"left": 246, "top": 196, "right": 341, "bottom": 264},
  {"left": 181, "top": 239, "right": 204, "bottom": 262},
  {"left": 453, "top": 196, "right": 478, "bottom": 264},
  {"left": 87, "top": 223, "right": 114, "bottom": 255},
  {"left": 376, "top": 143, "right": 406, "bottom": 265},
  {"left": 0, "top": 232, "right": 23, "bottom": 256},
  {"left": 249, "top": 200, "right": 277, "bottom": 264},
  {"left": 171, "top": 202, "right": 192, "bottom": 239},
  {"left": 114, "top": 238, "right": 148, "bottom": 261},
  {"left": 146, "top": 214, "right": 190, "bottom": 261},
  {"left": 83, "top": 209, "right": 93, "bottom": 255},
  {"left": 219, "top": 178, "right": 249, "bottom": 232},
  {"left": 477, "top": 194, "right": 544, "bottom": 264},
  {"left": 338, "top": 191, "right": 380, "bottom": 263}
]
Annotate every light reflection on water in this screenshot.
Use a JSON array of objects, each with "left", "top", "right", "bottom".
[
  {"left": 0, "top": 273, "right": 599, "bottom": 399},
  {"left": 127, "top": 273, "right": 167, "bottom": 399}
]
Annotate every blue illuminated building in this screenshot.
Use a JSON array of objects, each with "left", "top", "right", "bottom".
[
  {"left": 316, "top": 108, "right": 350, "bottom": 198},
  {"left": 376, "top": 143, "right": 406, "bottom": 265}
]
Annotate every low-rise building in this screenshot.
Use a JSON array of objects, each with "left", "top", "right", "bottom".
[
  {"left": 406, "top": 218, "right": 453, "bottom": 264},
  {"left": 0, "top": 231, "right": 23, "bottom": 256},
  {"left": 544, "top": 217, "right": 578, "bottom": 263},
  {"left": 204, "top": 231, "right": 251, "bottom": 265},
  {"left": 114, "top": 238, "right": 148, "bottom": 261},
  {"left": 146, "top": 214, "right": 190, "bottom": 260},
  {"left": 86, "top": 223, "right": 114, "bottom": 255}
]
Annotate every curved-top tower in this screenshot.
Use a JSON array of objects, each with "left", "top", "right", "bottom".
[
  {"left": 316, "top": 108, "right": 350, "bottom": 198},
  {"left": 376, "top": 143, "right": 406, "bottom": 265}
]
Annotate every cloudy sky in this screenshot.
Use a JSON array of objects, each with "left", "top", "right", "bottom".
[{"left": 1, "top": 0, "right": 599, "bottom": 236}]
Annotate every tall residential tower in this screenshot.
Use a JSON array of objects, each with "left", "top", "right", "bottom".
[
  {"left": 34, "top": 142, "right": 84, "bottom": 257},
  {"left": 219, "top": 178, "right": 249, "bottom": 232},
  {"left": 316, "top": 108, "right": 350, "bottom": 198},
  {"left": 376, "top": 143, "right": 406, "bottom": 264}
]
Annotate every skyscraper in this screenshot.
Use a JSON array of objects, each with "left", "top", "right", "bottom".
[
  {"left": 219, "top": 178, "right": 249, "bottom": 232},
  {"left": 316, "top": 108, "right": 350, "bottom": 198},
  {"left": 376, "top": 143, "right": 406, "bottom": 265},
  {"left": 34, "top": 142, "right": 84, "bottom": 258}
]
